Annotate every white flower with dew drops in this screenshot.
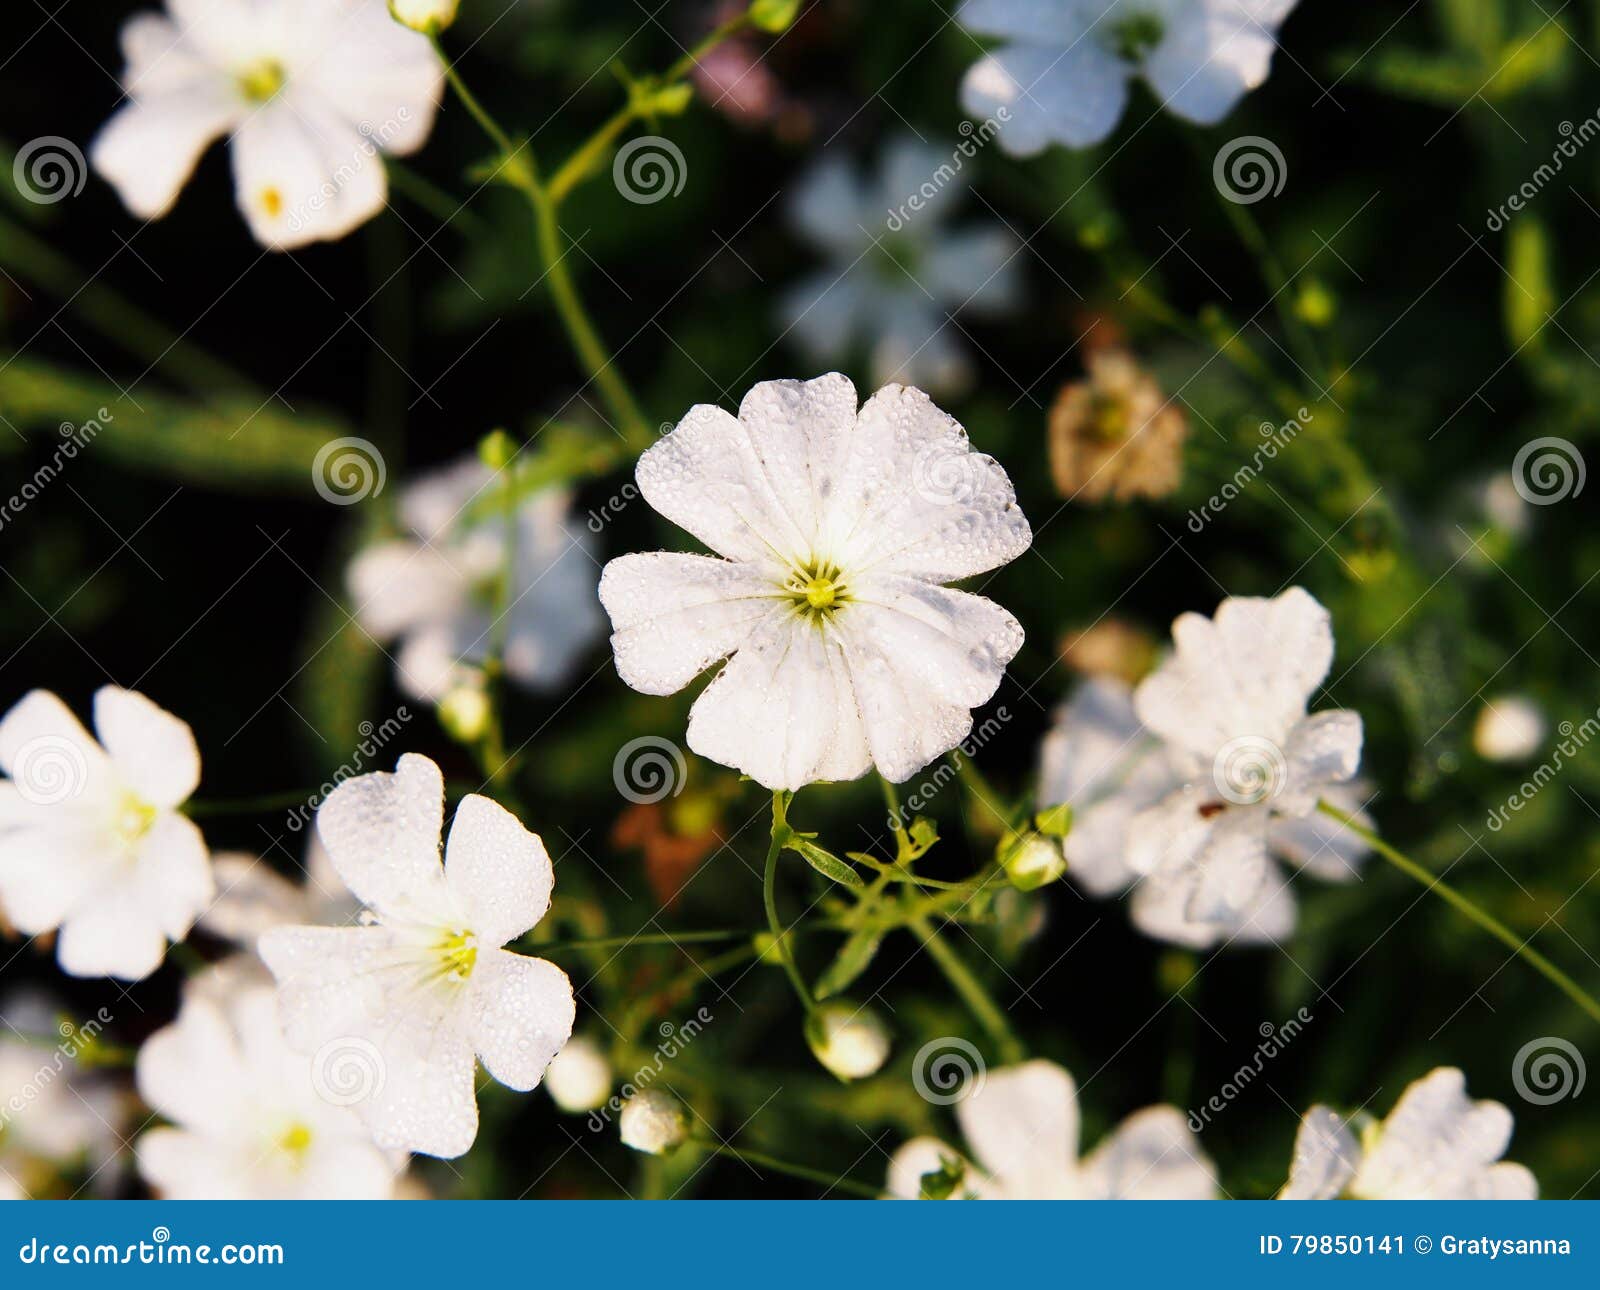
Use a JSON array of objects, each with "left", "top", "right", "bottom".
[
  {"left": 777, "top": 136, "right": 1022, "bottom": 395},
  {"left": 0, "top": 687, "right": 213, "bottom": 981},
  {"left": 1036, "top": 673, "right": 1371, "bottom": 947},
  {"left": 348, "top": 456, "right": 604, "bottom": 704},
  {"left": 1120, "top": 587, "right": 1368, "bottom": 943},
  {"left": 91, "top": 0, "right": 442, "bottom": 250},
  {"left": 135, "top": 982, "right": 400, "bottom": 1199},
  {"left": 598, "top": 374, "right": 1031, "bottom": 791},
  {"left": 1280, "top": 1067, "right": 1537, "bottom": 1199},
  {"left": 958, "top": 0, "right": 1299, "bottom": 155},
  {"left": 886, "top": 1060, "right": 1216, "bottom": 1199},
  {"left": 258, "top": 753, "right": 575, "bottom": 1159}
]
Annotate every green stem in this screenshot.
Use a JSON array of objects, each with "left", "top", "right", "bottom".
[
  {"left": 185, "top": 790, "right": 316, "bottom": 817},
  {"left": 434, "top": 39, "right": 517, "bottom": 156},
  {"left": 1318, "top": 801, "right": 1600, "bottom": 1025},
  {"left": 765, "top": 791, "right": 816, "bottom": 1014},
  {"left": 693, "top": 1140, "right": 880, "bottom": 1199},
  {"left": 909, "top": 914, "right": 1025, "bottom": 1064}
]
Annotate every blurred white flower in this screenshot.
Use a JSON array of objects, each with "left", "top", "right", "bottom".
[
  {"left": 1280, "top": 1067, "right": 1536, "bottom": 1199},
  {"left": 886, "top": 1060, "right": 1215, "bottom": 1198},
  {"left": 259, "top": 754, "right": 575, "bottom": 1159},
  {"left": 959, "top": 0, "right": 1299, "bottom": 154},
  {"left": 389, "top": 0, "right": 459, "bottom": 34},
  {"left": 348, "top": 457, "right": 604, "bottom": 704},
  {"left": 200, "top": 833, "right": 359, "bottom": 949},
  {"left": 778, "top": 137, "right": 1021, "bottom": 394},
  {"left": 0, "top": 1016, "right": 124, "bottom": 1199},
  {"left": 0, "top": 688, "right": 213, "bottom": 980},
  {"left": 136, "top": 983, "right": 398, "bottom": 1199},
  {"left": 619, "top": 1089, "right": 688, "bottom": 1155},
  {"left": 1117, "top": 588, "right": 1368, "bottom": 944},
  {"left": 599, "top": 374, "right": 1030, "bottom": 790},
  {"left": 92, "top": 0, "right": 442, "bottom": 249},
  {"left": 1037, "top": 673, "right": 1371, "bottom": 947},
  {"left": 544, "top": 1035, "right": 612, "bottom": 1114},
  {"left": 1472, "top": 694, "right": 1545, "bottom": 763},
  {"left": 807, "top": 1001, "right": 890, "bottom": 1081}
]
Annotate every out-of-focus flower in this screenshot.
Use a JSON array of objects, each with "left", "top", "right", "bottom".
[
  {"left": 691, "top": 5, "right": 787, "bottom": 127},
  {"left": 599, "top": 374, "right": 1030, "bottom": 790},
  {"left": 619, "top": 1089, "right": 688, "bottom": 1155},
  {"left": 886, "top": 1060, "right": 1215, "bottom": 1198},
  {"left": 0, "top": 1011, "right": 125, "bottom": 1199},
  {"left": 1472, "top": 695, "right": 1545, "bottom": 763},
  {"left": 259, "top": 754, "right": 576, "bottom": 1159},
  {"left": 1058, "top": 617, "right": 1157, "bottom": 685},
  {"left": 348, "top": 457, "right": 604, "bottom": 704},
  {"left": 389, "top": 0, "right": 458, "bottom": 34},
  {"left": 958, "top": 0, "right": 1300, "bottom": 155},
  {"left": 1121, "top": 588, "right": 1370, "bottom": 944},
  {"left": 806, "top": 1001, "right": 890, "bottom": 1080},
  {"left": 1280, "top": 1067, "right": 1536, "bottom": 1199},
  {"left": 1047, "top": 349, "right": 1187, "bottom": 502},
  {"left": 200, "top": 833, "right": 358, "bottom": 950},
  {"left": 92, "top": 0, "right": 442, "bottom": 249},
  {"left": 611, "top": 793, "right": 726, "bottom": 909},
  {"left": 777, "top": 138, "right": 1021, "bottom": 395},
  {"left": 135, "top": 984, "right": 399, "bottom": 1199},
  {"left": 0, "top": 688, "right": 212, "bottom": 980},
  {"left": 544, "top": 1036, "right": 612, "bottom": 1114}
]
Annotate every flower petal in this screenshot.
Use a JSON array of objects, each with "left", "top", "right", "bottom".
[
  {"left": 56, "top": 894, "right": 168, "bottom": 980},
  {"left": 955, "top": 1059, "right": 1079, "bottom": 1197},
  {"left": 92, "top": 687, "right": 200, "bottom": 809},
  {"left": 736, "top": 374, "right": 864, "bottom": 548},
  {"left": 960, "top": 41, "right": 1129, "bottom": 156},
  {"left": 295, "top": 0, "right": 441, "bottom": 156},
  {"left": 0, "top": 689, "right": 113, "bottom": 802},
  {"left": 315, "top": 753, "right": 446, "bottom": 918},
  {"left": 465, "top": 949, "right": 575, "bottom": 1091},
  {"left": 0, "top": 821, "right": 107, "bottom": 935},
  {"left": 135, "top": 996, "right": 244, "bottom": 1138},
  {"left": 957, "top": 0, "right": 1093, "bottom": 42},
  {"left": 444, "top": 795, "right": 553, "bottom": 947},
  {"left": 347, "top": 540, "right": 469, "bottom": 640},
  {"left": 1353, "top": 1067, "right": 1526, "bottom": 1199},
  {"left": 1077, "top": 1106, "right": 1217, "bottom": 1199},
  {"left": 1184, "top": 811, "right": 1272, "bottom": 925},
  {"left": 1279, "top": 1105, "right": 1360, "bottom": 1199},
  {"left": 199, "top": 852, "right": 314, "bottom": 945},
  {"left": 1278, "top": 710, "right": 1362, "bottom": 812},
  {"left": 91, "top": 85, "right": 241, "bottom": 221},
  {"left": 846, "top": 577, "right": 1022, "bottom": 710},
  {"left": 1144, "top": 0, "right": 1294, "bottom": 126}
]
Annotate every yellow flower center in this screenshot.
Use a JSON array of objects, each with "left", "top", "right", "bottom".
[
  {"left": 784, "top": 560, "right": 849, "bottom": 623},
  {"left": 112, "top": 791, "right": 157, "bottom": 846},
  {"left": 436, "top": 929, "right": 479, "bottom": 982},
  {"left": 238, "top": 59, "right": 287, "bottom": 103},
  {"left": 278, "top": 1122, "right": 314, "bottom": 1156}
]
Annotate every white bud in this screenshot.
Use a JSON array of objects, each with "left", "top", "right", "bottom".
[
  {"left": 619, "top": 1089, "right": 688, "bottom": 1155},
  {"left": 1003, "top": 834, "right": 1066, "bottom": 892},
  {"left": 437, "top": 682, "right": 491, "bottom": 744},
  {"left": 389, "top": 0, "right": 459, "bottom": 34},
  {"left": 806, "top": 1001, "right": 890, "bottom": 1081},
  {"left": 544, "top": 1036, "right": 612, "bottom": 1114},
  {"left": 1473, "top": 695, "right": 1545, "bottom": 763}
]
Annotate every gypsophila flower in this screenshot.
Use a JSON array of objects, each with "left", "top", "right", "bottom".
[
  {"left": 886, "top": 1060, "right": 1215, "bottom": 1199},
  {"left": 544, "top": 1036, "right": 612, "bottom": 1114},
  {"left": 619, "top": 1089, "right": 688, "bottom": 1155},
  {"left": 348, "top": 457, "right": 604, "bottom": 704},
  {"left": 806, "top": 1001, "right": 890, "bottom": 1081},
  {"left": 1280, "top": 1067, "right": 1537, "bottom": 1199},
  {"left": 199, "top": 833, "right": 359, "bottom": 950},
  {"left": 0, "top": 688, "right": 213, "bottom": 980},
  {"left": 0, "top": 1012, "right": 124, "bottom": 1199},
  {"left": 258, "top": 754, "right": 575, "bottom": 1159},
  {"left": 778, "top": 138, "right": 1021, "bottom": 394},
  {"left": 136, "top": 983, "right": 399, "bottom": 1200},
  {"left": 598, "top": 374, "right": 1030, "bottom": 790},
  {"left": 1472, "top": 694, "right": 1546, "bottom": 763},
  {"left": 1036, "top": 674, "right": 1371, "bottom": 947},
  {"left": 91, "top": 0, "right": 442, "bottom": 249},
  {"left": 959, "top": 0, "right": 1300, "bottom": 155}
]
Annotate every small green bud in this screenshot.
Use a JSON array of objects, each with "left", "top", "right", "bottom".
[
  {"left": 1001, "top": 832, "right": 1066, "bottom": 892},
  {"left": 748, "top": 0, "right": 800, "bottom": 33},
  {"left": 1034, "top": 803, "right": 1073, "bottom": 838},
  {"left": 477, "top": 429, "right": 518, "bottom": 471}
]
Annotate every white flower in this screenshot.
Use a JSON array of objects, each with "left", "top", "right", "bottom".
[
  {"left": 1116, "top": 588, "right": 1368, "bottom": 944},
  {"left": 1037, "top": 671, "right": 1371, "bottom": 947},
  {"left": 544, "top": 1036, "right": 612, "bottom": 1114},
  {"left": 886, "top": 1060, "right": 1215, "bottom": 1199},
  {"left": 1280, "top": 1067, "right": 1537, "bottom": 1199},
  {"left": 0, "top": 1017, "right": 124, "bottom": 1199},
  {"left": 91, "top": 0, "right": 442, "bottom": 250},
  {"left": 1472, "top": 694, "right": 1545, "bottom": 763},
  {"left": 136, "top": 983, "right": 398, "bottom": 1199},
  {"left": 619, "top": 1089, "right": 688, "bottom": 1155},
  {"left": 199, "top": 833, "right": 359, "bottom": 949},
  {"left": 0, "top": 688, "right": 213, "bottom": 980},
  {"left": 778, "top": 137, "right": 1021, "bottom": 394},
  {"left": 807, "top": 1001, "right": 890, "bottom": 1080},
  {"left": 599, "top": 374, "right": 1030, "bottom": 791},
  {"left": 258, "top": 754, "right": 575, "bottom": 1159},
  {"left": 349, "top": 457, "right": 604, "bottom": 704},
  {"left": 959, "top": 0, "right": 1299, "bottom": 155}
]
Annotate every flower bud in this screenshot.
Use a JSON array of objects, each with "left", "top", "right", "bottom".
[
  {"left": 619, "top": 1089, "right": 688, "bottom": 1155},
  {"left": 437, "top": 681, "right": 491, "bottom": 744},
  {"left": 389, "top": 0, "right": 459, "bottom": 34},
  {"left": 748, "top": 0, "right": 800, "bottom": 33},
  {"left": 806, "top": 1001, "right": 889, "bottom": 1081},
  {"left": 1473, "top": 694, "right": 1545, "bottom": 763},
  {"left": 544, "top": 1036, "right": 612, "bottom": 1114},
  {"left": 1002, "top": 833, "right": 1066, "bottom": 892}
]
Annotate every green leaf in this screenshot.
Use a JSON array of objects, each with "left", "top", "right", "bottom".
[
  {"left": 1034, "top": 803, "right": 1074, "bottom": 838},
  {"left": 786, "top": 836, "right": 865, "bottom": 889},
  {"left": 813, "top": 930, "right": 884, "bottom": 999}
]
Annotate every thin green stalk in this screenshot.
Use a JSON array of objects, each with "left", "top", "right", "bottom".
[
  {"left": 692, "top": 1140, "right": 880, "bottom": 1198},
  {"left": 765, "top": 791, "right": 816, "bottom": 1014},
  {"left": 1318, "top": 801, "right": 1600, "bottom": 1025},
  {"left": 185, "top": 790, "right": 317, "bottom": 817},
  {"left": 878, "top": 772, "right": 911, "bottom": 856},
  {"left": 909, "top": 914, "right": 1025, "bottom": 1065}
]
